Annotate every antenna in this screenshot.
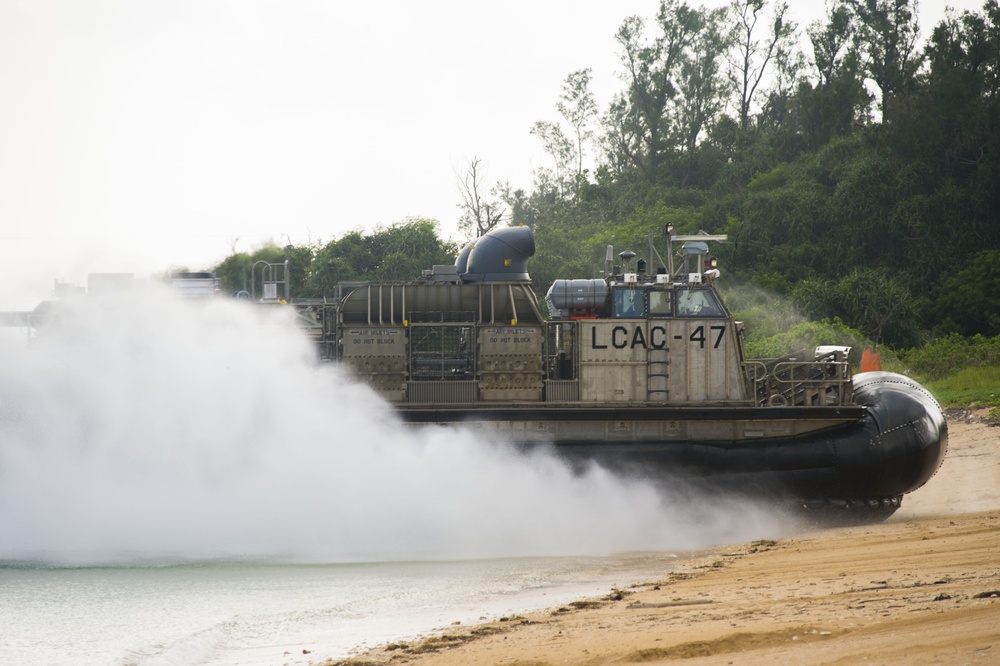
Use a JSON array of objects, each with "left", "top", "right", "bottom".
[{"left": 667, "top": 230, "right": 727, "bottom": 278}]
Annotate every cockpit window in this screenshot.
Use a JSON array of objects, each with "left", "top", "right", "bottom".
[
  {"left": 675, "top": 288, "right": 725, "bottom": 317},
  {"left": 612, "top": 287, "right": 645, "bottom": 318},
  {"left": 647, "top": 289, "right": 672, "bottom": 316}
]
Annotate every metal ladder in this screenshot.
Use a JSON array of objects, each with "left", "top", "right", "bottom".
[{"left": 647, "top": 346, "right": 669, "bottom": 402}]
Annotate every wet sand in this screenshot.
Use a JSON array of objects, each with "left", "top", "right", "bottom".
[{"left": 326, "top": 411, "right": 1000, "bottom": 666}]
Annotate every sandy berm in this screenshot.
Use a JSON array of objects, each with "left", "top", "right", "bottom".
[{"left": 325, "top": 410, "right": 1000, "bottom": 666}]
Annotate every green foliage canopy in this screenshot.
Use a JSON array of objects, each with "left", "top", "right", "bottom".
[{"left": 203, "top": 0, "right": 1000, "bottom": 355}]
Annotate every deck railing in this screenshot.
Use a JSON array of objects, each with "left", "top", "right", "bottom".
[{"left": 746, "top": 350, "right": 854, "bottom": 407}]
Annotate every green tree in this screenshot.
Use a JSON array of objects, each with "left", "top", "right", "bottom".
[
  {"left": 810, "top": 3, "right": 855, "bottom": 87},
  {"left": 309, "top": 218, "right": 455, "bottom": 294},
  {"left": 213, "top": 242, "right": 315, "bottom": 299},
  {"left": 556, "top": 68, "right": 599, "bottom": 182},
  {"left": 842, "top": 0, "right": 922, "bottom": 122},
  {"left": 530, "top": 120, "right": 575, "bottom": 196},
  {"left": 613, "top": 0, "right": 703, "bottom": 184},
  {"left": 598, "top": 94, "right": 644, "bottom": 179},
  {"left": 792, "top": 267, "right": 915, "bottom": 345},
  {"left": 785, "top": 5, "right": 870, "bottom": 151},
  {"left": 675, "top": 7, "right": 729, "bottom": 169},
  {"left": 494, "top": 182, "right": 538, "bottom": 228},
  {"left": 908, "top": 3, "right": 1000, "bottom": 174},
  {"left": 930, "top": 250, "right": 1000, "bottom": 337}
]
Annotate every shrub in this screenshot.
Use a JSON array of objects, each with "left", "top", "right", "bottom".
[
  {"left": 743, "top": 318, "right": 873, "bottom": 366},
  {"left": 900, "top": 333, "right": 1000, "bottom": 380}
]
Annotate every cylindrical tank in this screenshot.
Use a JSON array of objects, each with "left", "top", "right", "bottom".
[{"left": 546, "top": 279, "right": 610, "bottom": 311}]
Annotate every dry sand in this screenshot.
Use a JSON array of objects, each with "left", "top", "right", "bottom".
[{"left": 326, "top": 411, "right": 1000, "bottom": 666}]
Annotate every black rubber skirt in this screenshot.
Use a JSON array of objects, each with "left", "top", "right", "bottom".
[{"left": 554, "top": 372, "right": 948, "bottom": 503}]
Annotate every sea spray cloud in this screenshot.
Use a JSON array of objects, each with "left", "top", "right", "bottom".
[{"left": 0, "top": 287, "right": 787, "bottom": 563}]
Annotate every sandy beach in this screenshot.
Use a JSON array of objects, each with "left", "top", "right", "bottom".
[{"left": 327, "top": 410, "right": 1000, "bottom": 666}]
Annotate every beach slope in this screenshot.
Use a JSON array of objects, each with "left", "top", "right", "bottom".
[{"left": 329, "top": 411, "right": 1000, "bottom": 666}]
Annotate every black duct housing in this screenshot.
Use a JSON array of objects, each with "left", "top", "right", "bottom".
[{"left": 456, "top": 226, "right": 535, "bottom": 282}]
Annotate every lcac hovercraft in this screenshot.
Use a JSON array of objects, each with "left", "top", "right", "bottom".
[{"left": 313, "top": 225, "right": 946, "bottom": 523}]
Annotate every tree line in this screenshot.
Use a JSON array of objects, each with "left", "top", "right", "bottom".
[{"left": 212, "top": 0, "right": 1000, "bottom": 350}]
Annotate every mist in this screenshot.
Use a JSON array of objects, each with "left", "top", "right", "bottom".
[{"left": 0, "top": 288, "right": 788, "bottom": 564}]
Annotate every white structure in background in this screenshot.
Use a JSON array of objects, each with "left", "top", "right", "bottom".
[{"left": 169, "top": 272, "right": 221, "bottom": 298}]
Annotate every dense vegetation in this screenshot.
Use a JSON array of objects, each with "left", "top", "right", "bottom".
[{"left": 211, "top": 0, "right": 1000, "bottom": 402}]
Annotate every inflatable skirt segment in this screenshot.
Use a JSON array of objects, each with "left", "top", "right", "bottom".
[{"left": 556, "top": 372, "right": 948, "bottom": 503}]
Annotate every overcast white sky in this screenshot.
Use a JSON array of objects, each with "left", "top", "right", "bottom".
[{"left": 0, "top": 0, "right": 980, "bottom": 308}]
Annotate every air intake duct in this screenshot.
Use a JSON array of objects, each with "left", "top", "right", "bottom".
[{"left": 456, "top": 226, "right": 535, "bottom": 282}]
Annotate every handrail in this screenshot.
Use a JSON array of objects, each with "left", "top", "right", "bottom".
[{"left": 745, "top": 358, "right": 852, "bottom": 407}]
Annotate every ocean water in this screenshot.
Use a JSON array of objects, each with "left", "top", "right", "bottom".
[
  {"left": 0, "top": 554, "right": 683, "bottom": 666},
  {"left": 0, "top": 288, "right": 788, "bottom": 664}
]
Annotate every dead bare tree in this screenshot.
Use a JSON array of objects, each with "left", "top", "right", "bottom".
[
  {"left": 455, "top": 157, "right": 506, "bottom": 239},
  {"left": 728, "top": 0, "right": 796, "bottom": 130}
]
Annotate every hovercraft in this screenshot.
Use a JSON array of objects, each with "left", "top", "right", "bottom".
[{"left": 309, "top": 225, "right": 946, "bottom": 523}]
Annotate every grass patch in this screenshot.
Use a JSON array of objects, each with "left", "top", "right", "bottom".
[
  {"left": 901, "top": 333, "right": 1000, "bottom": 380},
  {"left": 924, "top": 365, "right": 1000, "bottom": 408}
]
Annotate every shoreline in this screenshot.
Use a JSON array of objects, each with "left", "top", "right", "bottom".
[{"left": 324, "top": 411, "right": 1000, "bottom": 666}]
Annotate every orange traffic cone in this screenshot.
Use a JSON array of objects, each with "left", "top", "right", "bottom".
[{"left": 860, "top": 345, "right": 882, "bottom": 373}]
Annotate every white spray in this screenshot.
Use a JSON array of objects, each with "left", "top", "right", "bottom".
[{"left": 0, "top": 287, "right": 787, "bottom": 564}]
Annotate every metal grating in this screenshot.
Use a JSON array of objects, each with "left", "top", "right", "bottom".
[
  {"left": 407, "top": 381, "right": 478, "bottom": 403},
  {"left": 545, "top": 380, "right": 580, "bottom": 402},
  {"left": 409, "top": 325, "right": 476, "bottom": 380}
]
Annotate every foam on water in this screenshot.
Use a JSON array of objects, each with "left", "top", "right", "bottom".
[
  {"left": 1, "top": 556, "right": 689, "bottom": 666},
  {"left": 0, "top": 286, "right": 786, "bottom": 564}
]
